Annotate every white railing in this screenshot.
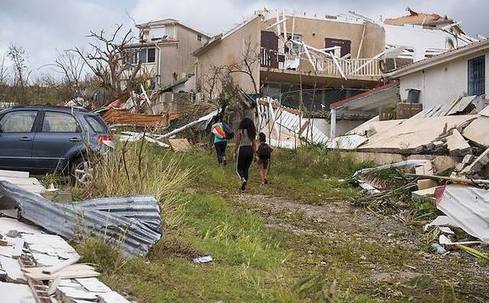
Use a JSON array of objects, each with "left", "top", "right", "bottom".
[
  {"left": 260, "top": 48, "right": 381, "bottom": 78},
  {"left": 317, "top": 58, "right": 381, "bottom": 77}
]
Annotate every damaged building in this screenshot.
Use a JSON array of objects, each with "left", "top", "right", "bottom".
[
  {"left": 193, "top": 9, "right": 386, "bottom": 110},
  {"left": 123, "top": 19, "right": 211, "bottom": 107}
]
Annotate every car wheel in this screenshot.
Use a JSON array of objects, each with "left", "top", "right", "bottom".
[{"left": 71, "top": 157, "right": 94, "bottom": 185}]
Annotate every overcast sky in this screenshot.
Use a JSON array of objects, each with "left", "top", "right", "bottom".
[{"left": 1, "top": 0, "right": 488, "bottom": 79}]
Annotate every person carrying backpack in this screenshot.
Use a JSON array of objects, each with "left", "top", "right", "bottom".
[
  {"left": 210, "top": 114, "right": 234, "bottom": 166},
  {"left": 256, "top": 132, "right": 273, "bottom": 185}
]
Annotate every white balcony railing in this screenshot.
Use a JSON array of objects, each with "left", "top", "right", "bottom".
[{"left": 260, "top": 48, "right": 381, "bottom": 78}]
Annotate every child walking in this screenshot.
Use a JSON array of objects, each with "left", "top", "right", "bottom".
[{"left": 256, "top": 132, "right": 273, "bottom": 185}]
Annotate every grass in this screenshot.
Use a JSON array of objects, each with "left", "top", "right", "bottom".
[
  {"left": 156, "top": 145, "right": 369, "bottom": 205},
  {"left": 72, "top": 142, "right": 488, "bottom": 302}
]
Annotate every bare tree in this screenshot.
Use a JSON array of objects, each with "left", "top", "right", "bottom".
[
  {"left": 74, "top": 24, "right": 142, "bottom": 104},
  {"left": 7, "top": 44, "right": 31, "bottom": 103},
  {"left": 54, "top": 50, "right": 86, "bottom": 97},
  {"left": 0, "top": 55, "right": 8, "bottom": 85},
  {"left": 227, "top": 39, "right": 260, "bottom": 94}
]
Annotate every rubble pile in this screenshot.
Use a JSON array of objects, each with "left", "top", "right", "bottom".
[
  {"left": 332, "top": 96, "right": 489, "bottom": 179},
  {"left": 0, "top": 216, "right": 132, "bottom": 302}
]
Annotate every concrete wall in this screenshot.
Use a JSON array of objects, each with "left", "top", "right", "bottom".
[
  {"left": 311, "top": 118, "right": 367, "bottom": 137},
  {"left": 261, "top": 17, "right": 384, "bottom": 58},
  {"left": 399, "top": 50, "right": 489, "bottom": 108},
  {"left": 195, "top": 17, "right": 262, "bottom": 99},
  {"left": 385, "top": 25, "right": 461, "bottom": 61},
  {"left": 158, "top": 25, "right": 209, "bottom": 87}
]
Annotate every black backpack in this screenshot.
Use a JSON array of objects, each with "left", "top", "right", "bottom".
[
  {"left": 257, "top": 143, "right": 272, "bottom": 159},
  {"left": 222, "top": 123, "right": 235, "bottom": 140}
]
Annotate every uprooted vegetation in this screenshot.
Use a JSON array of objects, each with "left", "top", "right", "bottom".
[{"left": 67, "top": 144, "right": 489, "bottom": 302}]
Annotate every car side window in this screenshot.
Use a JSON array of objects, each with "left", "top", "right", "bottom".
[
  {"left": 42, "top": 112, "right": 79, "bottom": 133},
  {"left": 0, "top": 111, "right": 37, "bottom": 133}
]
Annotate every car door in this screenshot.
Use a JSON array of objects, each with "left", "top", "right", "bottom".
[
  {"left": 32, "top": 111, "right": 83, "bottom": 171},
  {"left": 0, "top": 110, "right": 38, "bottom": 170}
]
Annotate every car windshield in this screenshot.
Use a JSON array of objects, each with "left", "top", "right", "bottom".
[{"left": 85, "top": 115, "right": 107, "bottom": 133}]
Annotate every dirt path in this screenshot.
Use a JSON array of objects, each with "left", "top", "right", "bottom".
[{"left": 233, "top": 193, "right": 489, "bottom": 302}]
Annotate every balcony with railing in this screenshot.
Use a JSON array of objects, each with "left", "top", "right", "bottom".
[{"left": 260, "top": 48, "right": 382, "bottom": 80}]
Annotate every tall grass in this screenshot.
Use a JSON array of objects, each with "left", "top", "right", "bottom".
[{"left": 76, "top": 141, "right": 192, "bottom": 228}]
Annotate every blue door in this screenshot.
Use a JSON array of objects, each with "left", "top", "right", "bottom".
[
  {"left": 32, "top": 111, "right": 83, "bottom": 171},
  {"left": 0, "top": 110, "right": 38, "bottom": 170}
]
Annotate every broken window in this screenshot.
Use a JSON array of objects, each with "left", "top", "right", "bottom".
[
  {"left": 468, "top": 56, "right": 485, "bottom": 96},
  {"left": 325, "top": 38, "right": 351, "bottom": 58},
  {"left": 0, "top": 111, "right": 37, "bottom": 133},
  {"left": 42, "top": 112, "right": 79, "bottom": 133},
  {"left": 283, "top": 34, "right": 302, "bottom": 55}
]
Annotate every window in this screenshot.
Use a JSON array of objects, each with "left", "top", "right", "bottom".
[
  {"left": 147, "top": 48, "right": 156, "bottom": 63},
  {"left": 85, "top": 115, "right": 106, "bottom": 133},
  {"left": 468, "top": 56, "right": 485, "bottom": 96},
  {"left": 197, "top": 34, "right": 202, "bottom": 41},
  {"left": 42, "top": 112, "right": 79, "bottom": 133},
  {"left": 130, "top": 48, "right": 156, "bottom": 64},
  {"left": 0, "top": 111, "right": 37, "bottom": 133},
  {"left": 138, "top": 49, "right": 147, "bottom": 63},
  {"left": 325, "top": 38, "right": 351, "bottom": 58}
]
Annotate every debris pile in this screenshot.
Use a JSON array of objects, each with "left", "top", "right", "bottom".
[
  {"left": 102, "top": 108, "right": 178, "bottom": 128},
  {"left": 257, "top": 97, "right": 329, "bottom": 148},
  {"left": 0, "top": 181, "right": 162, "bottom": 257},
  {"left": 332, "top": 96, "right": 489, "bottom": 179},
  {"left": 352, "top": 160, "right": 489, "bottom": 262},
  {"left": 0, "top": 215, "right": 132, "bottom": 302}
]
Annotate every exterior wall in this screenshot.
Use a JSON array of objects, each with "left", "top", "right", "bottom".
[
  {"left": 195, "top": 17, "right": 262, "bottom": 98},
  {"left": 399, "top": 50, "right": 489, "bottom": 108},
  {"left": 158, "top": 26, "right": 209, "bottom": 87},
  {"left": 385, "top": 24, "right": 453, "bottom": 61},
  {"left": 313, "top": 118, "right": 367, "bottom": 137},
  {"left": 260, "top": 17, "right": 384, "bottom": 59}
]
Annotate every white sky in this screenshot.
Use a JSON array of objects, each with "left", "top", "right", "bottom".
[{"left": 0, "top": 0, "right": 488, "bottom": 79}]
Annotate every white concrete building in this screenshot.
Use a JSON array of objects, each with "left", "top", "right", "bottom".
[{"left": 388, "top": 39, "right": 489, "bottom": 109}]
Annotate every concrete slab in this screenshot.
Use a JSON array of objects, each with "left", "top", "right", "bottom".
[
  {"left": 462, "top": 116, "right": 489, "bottom": 147},
  {"left": 0, "top": 282, "right": 35, "bottom": 302},
  {"left": 359, "top": 115, "right": 477, "bottom": 154},
  {"left": 446, "top": 129, "right": 471, "bottom": 156}
]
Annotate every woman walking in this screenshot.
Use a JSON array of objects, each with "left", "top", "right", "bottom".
[
  {"left": 234, "top": 117, "right": 256, "bottom": 192},
  {"left": 210, "top": 114, "right": 228, "bottom": 166}
]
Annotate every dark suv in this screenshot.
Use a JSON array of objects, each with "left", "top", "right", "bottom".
[{"left": 0, "top": 106, "right": 112, "bottom": 183}]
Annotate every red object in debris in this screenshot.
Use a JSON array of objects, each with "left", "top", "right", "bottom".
[
  {"left": 434, "top": 185, "right": 447, "bottom": 207},
  {"left": 107, "top": 99, "right": 124, "bottom": 109},
  {"left": 97, "top": 134, "right": 113, "bottom": 145}
]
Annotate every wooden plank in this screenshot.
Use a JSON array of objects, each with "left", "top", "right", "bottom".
[
  {"left": 23, "top": 264, "right": 99, "bottom": 281},
  {"left": 42, "top": 255, "right": 80, "bottom": 275},
  {"left": 168, "top": 138, "right": 192, "bottom": 152}
]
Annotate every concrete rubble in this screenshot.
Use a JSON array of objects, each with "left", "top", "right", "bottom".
[{"left": 330, "top": 95, "right": 489, "bottom": 180}]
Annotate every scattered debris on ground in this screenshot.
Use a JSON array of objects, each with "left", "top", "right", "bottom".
[
  {"left": 0, "top": 181, "right": 161, "bottom": 257},
  {"left": 0, "top": 215, "right": 131, "bottom": 302}
]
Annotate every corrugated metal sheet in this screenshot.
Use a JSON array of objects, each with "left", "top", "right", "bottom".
[
  {"left": 436, "top": 185, "right": 489, "bottom": 242},
  {"left": 0, "top": 181, "right": 161, "bottom": 256},
  {"left": 257, "top": 98, "right": 328, "bottom": 148}
]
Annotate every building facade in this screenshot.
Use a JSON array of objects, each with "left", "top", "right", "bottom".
[
  {"left": 388, "top": 39, "right": 489, "bottom": 109},
  {"left": 125, "top": 19, "right": 210, "bottom": 91},
  {"left": 194, "top": 10, "right": 386, "bottom": 110}
]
